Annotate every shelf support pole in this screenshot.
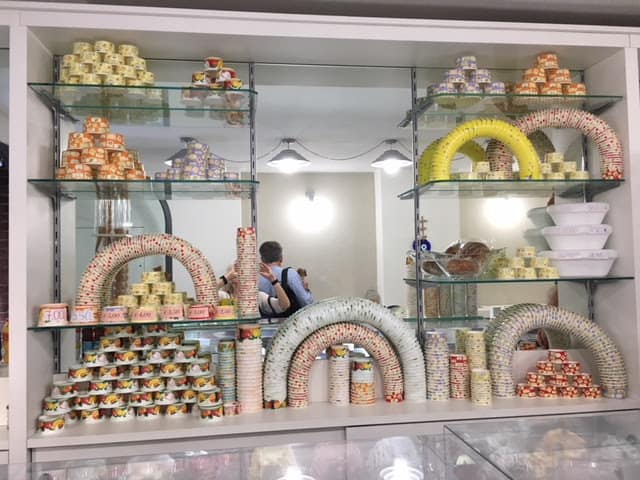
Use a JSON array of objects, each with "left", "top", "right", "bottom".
[
  {"left": 52, "top": 55, "right": 62, "bottom": 373},
  {"left": 578, "top": 71, "right": 597, "bottom": 315},
  {"left": 586, "top": 279, "right": 596, "bottom": 322},
  {"left": 410, "top": 67, "right": 424, "bottom": 345},
  {"left": 159, "top": 200, "right": 173, "bottom": 276},
  {"left": 249, "top": 62, "right": 258, "bottom": 230},
  {"left": 579, "top": 71, "right": 593, "bottom": 203}
]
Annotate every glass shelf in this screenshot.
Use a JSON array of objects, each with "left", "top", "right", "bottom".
[
  {"left": 28, "top": 83, "right": 257, "bottom": 128},
  {"left": 398, "top": 93, "right": 623, "bottom": 127},
  {"left": 28, "top": 179, "right": 258, "bottom": 200},
  {"left": 28, "top": 317, "right": 262, "bottom": 332},
  {"left": 404, "top": 316, "right": 488, "bottom": 323},
  {"left": 404, "top": 276, "right": 634, "bottom": 286},
  {"left": 398, "top": 179, "right": 623, "bottom": 200}
]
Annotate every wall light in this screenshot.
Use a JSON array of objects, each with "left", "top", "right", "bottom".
[
  {"left": 370, "top": 139, "right": 413, "bottom": 175},
  {"left": 287, "top": 190, "right": 334, "bottom": 233},
  {"left": 267, "top": 138, "right": 311, "bottom": 174},
  {"left": 483, "top": 198, "right": 526, "bottom": 229}
]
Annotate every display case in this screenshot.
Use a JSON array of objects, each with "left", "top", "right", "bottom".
[
  {"left": 445, "top": 410, "right": 640, "bottom": 479},
  {"left": 7, "top": 433, "right": 448, "bottom": 479},
  {"left": 4, "top": 0, "right": 640, "bottom": 465},
  {"left": 8, "top": 412, "right": 640, "bottom": 478},
  {"left": 26, "top": 57, "right": 260, "bottom": 341},
  {"left": 401, "top": 60, "right": 635, "bottom": 338}
]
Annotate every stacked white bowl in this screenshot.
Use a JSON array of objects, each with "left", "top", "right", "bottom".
[{"left": 539, "top": 202, "right": 617, "bottom": 278}]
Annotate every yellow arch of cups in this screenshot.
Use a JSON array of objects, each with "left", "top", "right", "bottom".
[
  {"left": 429, "top": 119, "right": 542, "bottom": 182},
  {"left": 419, "top": 138, "right": 485, "bottom": 185}
]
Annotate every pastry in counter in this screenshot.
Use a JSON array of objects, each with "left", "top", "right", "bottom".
[
  {"left": 445, "top": 242, "right": 462, "bottom": 255},
  {"left": 447, "top": 258, "right": 479, "bottom": 275},
  {"left": 422, "top": 260, "right": 446, "bottom": 276},
  {"left": 460, "top": 241, "right": 490, "bottom": 263}
]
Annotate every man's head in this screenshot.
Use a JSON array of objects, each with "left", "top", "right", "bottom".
[{"left": 259, "top": 241, "right": 283, "bottom": 264}]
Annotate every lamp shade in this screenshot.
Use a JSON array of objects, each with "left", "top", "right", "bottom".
[
  {"left": 267, "top": 147, "right": 311, "bottom": 172},
  {"left": 370, "top": 148, "right": 412, "bottom": 173}
]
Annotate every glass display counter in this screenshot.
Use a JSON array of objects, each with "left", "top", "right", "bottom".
[
  {"left": 7, "top": 411, "right": 640, "bottom": 478},
  {"left": 445, "top": 410, "right": 640, "bottom": 479},
  {"left": 5, "top": 435, "right": 446, "bottom": 480}
]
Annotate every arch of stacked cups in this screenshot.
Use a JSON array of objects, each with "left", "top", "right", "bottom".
[
  {"left": 287, "top": 322, "right": 404, "bottom": 408},
  {"left": 485, "top": 131, "right": 556, "bottom": 179},
  {"left": 418, "top": 139, "right": 485, "bottom": 185},
  {"left": 263, "top": 297, "right": 426, "bottom": 407},
  {"left": 487, "top": 304, "right": 628, "bottom": 399},
  {"left": 484, "top": 303, "right": 570, "bottom": 351},
  {"left": 76, "top": 233, "right": 219, "bottom": 307},
  {"left": 420, "top": 132, "right": 554, "bottom": 183},
  {"left": 427, "top": 118, "right": 542, "bottom": 181},
  {"left": 485, "top": 108, "right": 623, "bottom": 180}
]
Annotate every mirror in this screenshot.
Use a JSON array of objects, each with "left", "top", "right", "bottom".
[
  {"left": 62, "top": 57, "right": 592, "bottom": 351},
  {"left": 253, "top": 64, "right": 413, "bottom": 304}
]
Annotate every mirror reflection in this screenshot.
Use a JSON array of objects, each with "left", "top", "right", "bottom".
[{"left": 61, "top": 59, "right": 593, "bottom": 371}]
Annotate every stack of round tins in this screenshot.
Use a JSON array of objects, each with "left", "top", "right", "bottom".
[
  {"left": 236, "top": 227, "right": 258, "bottom": 318},
  {"left": 453, "top": 327, "right": 470, "bottom": 354},
  {"left": 471, "top": 368, "right": 492, "bottom": 406},
  {"left": 328, "top": 345, "right": 350, "bottom": 406},
  {"left": 287, "top": 322, "right": 404, "bottom": 408},
  {"left": 350, "top": 357, "right": 376, "bottom": 406},
  {"left": 424, "top": 330, "right": 450, "bottom": 400},
  {"left": 465, "top": 330, "right": 487, "bottom": 370},
  {"left": 41, "top": 325, "right": 218, "bottom": 426},
  {"left": 485, "top": 108, "right": 623, "bottom": 180},
  {"left": 236, "top": 325, "right": 263, "bottom": 413},
  {"left": 450, "top": 354, "right": 470, "bottom": 399},
  {"left": 217, "top": 339, "right": 236, "bottom": 406},
  {"left": 76, "top": 234, "right": 218, "bottom": 309},
  {"left": 487, "top": 303, "right": 627, "bottom": 399},
  {"left": 264, "top": 297, "right": 426, "bottom": 405}
]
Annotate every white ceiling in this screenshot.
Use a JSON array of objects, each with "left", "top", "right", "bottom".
[
  {"left": 0, "top": 13, "right": 623, "bottom": 174},
  {"left": 113, "top": 62, "right": 415, "bottom": 173},
  {"left": 31, "top": 26, "right": 619, "bottom": 70},
  {"left": 40, "top": 0, "right": 640, "bottom": 26},
  {"left": 24, "top": 24, "right": 622, "bottom": 174}
]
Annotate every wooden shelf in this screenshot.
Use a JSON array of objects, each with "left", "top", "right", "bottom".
[
  {"left": 28, "top": 397, "right": 640, "bottom": 449},
  {"left": 28, "top": 179, "right": 258, "bottom": 201},
  {"left": 398, "top": 179, "right": 623, "bottom": 200}
]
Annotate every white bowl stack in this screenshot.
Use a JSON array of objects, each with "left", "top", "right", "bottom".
[{"left": 539, "top": 202, "right": 617, "bottom": 278}]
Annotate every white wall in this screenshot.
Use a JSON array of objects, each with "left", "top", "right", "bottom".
[
  {"left": 24, "top": 28, "right": 55, "bottom": 457},
  {"left": 460, "top": 196, "right": 556, "bottom": 306},
  {"left": 169, "top": 200, "right": 241, "bottom": 296},
  {"left": 375, "top": 168, "right": 463, "bottom": 309},
  {"left": 257, "top": 172, "right": 377, "bottom": 301},
  {"left": 375, "top": 168, "right": 463, "bottom": 307},
  {"left": 375, "top": 169, "right": 412, "bottom": 306},
  {"left": 74, "top": 199, "right": 240, "bottom": 300}
]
